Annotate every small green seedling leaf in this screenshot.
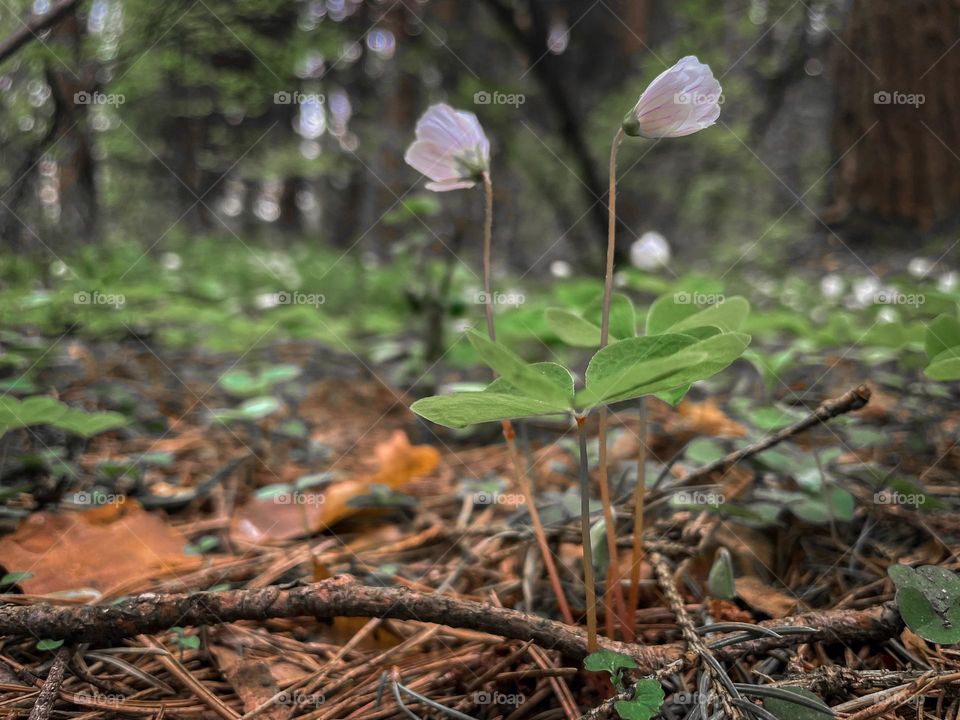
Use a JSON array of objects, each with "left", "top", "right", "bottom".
[
  {"left": 36, "top": 639, "right": 64, "bottom": 651},
  {"left": 614, "top": 679, "right": 665, "bottom": 720},
  {"left": 583, "top": 649, "right": 638, "bottom": 675},
  {"left": 708, "top": 547, "right": 736, "bottom": 600},
  {"left": 762, "top": 687, "right": 833, "bottom": 720}
]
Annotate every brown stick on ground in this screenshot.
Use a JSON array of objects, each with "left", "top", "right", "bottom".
[
  {"left": 0, "top": 576, "right": 903, "bottom": 671},
  {"left": 27, "top": 646, "right": 69, "bottom": 720},
  {"left": 680, "top": 384, "right": 872, "bottom": 485}
]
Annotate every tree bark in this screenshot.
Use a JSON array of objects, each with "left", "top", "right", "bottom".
[{"left": 829, "top": 0, "right": 960, "bottom": 233}]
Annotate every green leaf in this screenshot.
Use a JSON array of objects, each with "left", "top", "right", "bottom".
[
  {"left": 466, "top": 330, "right": 572, "bottom": 408},
  {"left": 646, "top": 294, "right": 703, "bottom": 335},
  {"left": 36, "top": 639, "right": 64, "bottom": 651},
  {"left": 708, "top": 548, "right": 736, "bottom": 600},
  {"left": 579, "top": 332, "right": 751, "bottom": 408},
  {"left": 762, "top": 687, "right": 833, "bottom": 720},
  {"left": 215, "top": 396, "right": 281, "bottom": 422},
  {"left": 1, "top": 571, "right": 32, "bottom": 585},
  {"left": 895, "top": 586, "right": 960, "bottom": 645},
  {"left": 583, "top": 649, "right": 638, "bottom": 674},
  {"left": 545, "top": 308, "right": 602, "bottom": 347},
  {"left": 925, "top": 346, "right": 960, "bottom": 381},
  {"left": 788, "top": 486, "right": 855, "bottom": 523},
  {"left": 614, "top": 679, "right": 665, "bottom": 720},
  {"left": 584, "top": 293, "right": 637, "bottom": 341},
  {"left": 576, "top": 333, "right": 702, "bottom": 408},
  {"left": 925, "top": 313, "right": 960, "bottom": 360},
  {"left": 667, "top": 297, "right": 750, "bottom": 334},
  {"left": 545, "top": 294, "right": 638, "bottom": 348},
  {"left": 0, "top": 396, "right": 66, "bottom": 434},
  {"left": 411, "top": 363, "right": 574, "bottom": 428},
  {"left": 177, "top": 634, "right": 201, "bottom": 650},
  {"left": 646, "top": 294, "right": 748, "bottom": 335},
  {"left": 55, "top": 410, "right": 128, "bottom": 438}
]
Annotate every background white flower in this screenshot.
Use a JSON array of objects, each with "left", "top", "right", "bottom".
[
  {"left": 623, "top": 56, "right": 722, "bottom": 139},
  {"left": 404, "top": 103, "right": 490, "bottom": 191},
  {"left": 630, "top": 231, "right": 671, "bottom": 270}
]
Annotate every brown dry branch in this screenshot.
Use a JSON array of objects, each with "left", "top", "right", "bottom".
[
  {"left": 680, "top": 384, "right": 872, "bottom": 485},
  {"left": 0, "top": 576, "right": 903, "bottom": 671},
  {"left": 26, "top": 646, "right": 69, "bottom": 720},
  {"left": 650, "top": 552, "right": 743, "bottom": 719}
]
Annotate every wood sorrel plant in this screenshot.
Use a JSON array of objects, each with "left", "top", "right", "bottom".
[
  {"left": 409, "top": 58, "right": 748, "bottom": 652},
  {"left": 405, "top": 104, "right": 575, "bottom": 626}
]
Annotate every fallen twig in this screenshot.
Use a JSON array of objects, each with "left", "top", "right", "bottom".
[
  {"left": 0, "top": 576, "right": 903, "bottom": 672},
  {"left": 27, "top": 646, "right": 69, "bottom": 720},
  {"left": 679, "top": 384, "right": 872, "bottom": 485},
  {"left": 651, "top": 553, "right": 743, "bottom": 719}
]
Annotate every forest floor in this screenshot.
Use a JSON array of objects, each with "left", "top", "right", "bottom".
[{"left": 0, "top": 326, "right": 958, "bottom": 720}]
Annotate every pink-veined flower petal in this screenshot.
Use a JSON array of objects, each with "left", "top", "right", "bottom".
[
  {"left": 404, "top": 103, "right": 490, "bottom": 192},
  {"left": 623, "top": 56, "right": 722, "bottom": 139}
]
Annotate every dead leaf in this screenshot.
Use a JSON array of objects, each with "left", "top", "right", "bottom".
[
  {"left": 0, "top": 501, "right": 200, "bottom": 595},
  {"left": 735, "top": 575, "right": 798, "bottom": 618},
  {"left": 230, "top": 431, "right": 439, "bottom": 545},
  {"left": 674, "top": 399, "right": 748, "bottom": 438}
]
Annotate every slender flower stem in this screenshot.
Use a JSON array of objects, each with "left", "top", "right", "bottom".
[
  {"left": 480, "top": 171, "right": 573, "bottom": 625},
  {"left": 576, "top": 416, "right": 598, "bottom": 652},
  {"left": 593, "top": 127, "right": 632, "bottom": 641},
  {"left": 481, "top": 171, "right": 496, "bottom": 341},
  {"left": 627, "top": 398, "right": 647, "bottom": 618},
  {"left": 600, "top": 127, "right": 625, "bottom": 347}
]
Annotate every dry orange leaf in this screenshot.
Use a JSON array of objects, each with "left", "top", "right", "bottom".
[
  {"left": 0, "top": 501, "right": 200, "bottom": 596},
  {"left": 675, "top": 399, "right": 748, "bottom": 438},
  {"left": 735, "top": 575, "right": 798, "bottom": 618},
  {"left": 230, "top": 431, "right": 439, "bottom": 545}
]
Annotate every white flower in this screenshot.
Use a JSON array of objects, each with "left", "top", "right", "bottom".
[
  {"left": 630, "top": 231, "right": 671, "bottom": 270},
  {"left": 404, "top": 103, "right": 490, "bottom": 191},
  {"left": 908, "top": 257, "right": 933, "bottom": 278},
  {"left": 623, "top": 56, "right": 722, "bottom": 139},
  {"left": 820, "top": 273, "right": 845, "bottom": 301}
]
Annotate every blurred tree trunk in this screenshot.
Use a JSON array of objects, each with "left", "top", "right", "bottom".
[
  {"left": 829, "top": 0, "right": 960, "bottom": 233},
  {"left": 51, "top": 7, "right": 97, "bottom": 245}
]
